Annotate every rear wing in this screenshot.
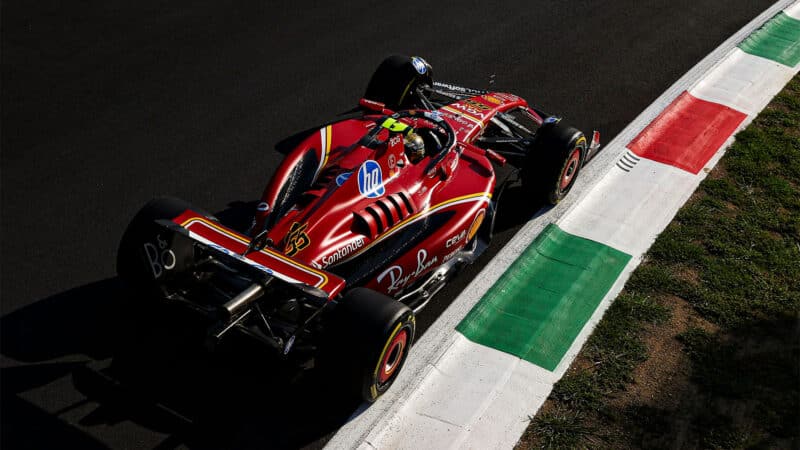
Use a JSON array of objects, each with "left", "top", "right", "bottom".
[{"left": 161, "top": 210, "right": 346, "bottom": 300}]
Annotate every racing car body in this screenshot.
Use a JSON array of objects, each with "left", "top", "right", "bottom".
[{"left": 117, "top": 55, "right": 600, "bottom": 401}]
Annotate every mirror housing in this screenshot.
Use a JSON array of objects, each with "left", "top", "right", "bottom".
[{"left": 359, "top": 98, "right": 395, "bottom": 115}]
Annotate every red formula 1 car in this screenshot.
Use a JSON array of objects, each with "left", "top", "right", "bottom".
[{"left": 117, "top": 55, "right": 600, "bottom": 401}]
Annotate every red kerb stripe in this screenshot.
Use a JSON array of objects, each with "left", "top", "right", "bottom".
[{"left": 628, "top": 91, "right": 747, "bottom": 174}]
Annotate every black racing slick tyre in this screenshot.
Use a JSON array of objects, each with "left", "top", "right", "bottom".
[
  {"left": 116, "top": 197, "right": 197, "bottom": 296},
  {"left": 325, "top": 288, "right": 416, "bottom": 402},
  {"left": 522, "top": 122, "right": 587, "bottom": 205},
  {"left": 364, "top": 55, "right": 433, "bottom": 110}
]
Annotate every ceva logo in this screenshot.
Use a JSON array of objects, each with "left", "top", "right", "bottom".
[{"left": 358, "top": 160, "right": 385, "bottom": 198}]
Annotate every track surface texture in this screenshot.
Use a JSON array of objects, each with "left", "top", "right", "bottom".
[{"left": 1, "top": 1, "right": 775, "bottom": 449}]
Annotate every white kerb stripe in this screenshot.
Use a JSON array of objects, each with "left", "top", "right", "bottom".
[
  {"left": 364, "top": 335, "right": 556, "bottom": 450},
  {"left": 558, "top": 156, "right": 700, "bottom": 257},
  {"left": 785, "top": 1, "right": 800, "bottom": 19},
  {"left": 690, "top": 49, "right": 799, "bottom": 116}
]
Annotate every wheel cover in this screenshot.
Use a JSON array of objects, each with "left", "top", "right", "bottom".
[
  {"left": 378, "top": 328, "right": 408, "bottom": 384},
  {"left": 559, "top": 148, "right": 582, "bottom": 191}
]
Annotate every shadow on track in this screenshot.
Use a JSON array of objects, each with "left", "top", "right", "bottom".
[
  {"left": 0, "top": 194, "right": 546, "bottom": 450},
  {"left": 0, "top": 201, "right": 368, "bottom": 449},
  {"left": 1, "top": 276, "right": 361, "bottom": 449}
]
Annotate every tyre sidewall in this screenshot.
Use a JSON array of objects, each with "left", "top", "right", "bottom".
[
  {"left": 364, "top": 55, "right": 433, "bottom": 109},
  {"left": 117, "top": 197, "right": 197, "bottom": 295},
  {"left": 523, "top": 123, "right": 587, "bottom": 205},
  {"left": 363, "top": 311, "right": 415, "bottom": 401},
  {"left": 322, "top": 288, "right": 416, "bottom": 402}
]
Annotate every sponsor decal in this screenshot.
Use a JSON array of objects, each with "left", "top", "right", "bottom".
[
  {"left": 414, "top": 248, "right": 438, "bottom": 275},
  {"left": 389, "top": 135, "right": 402, "bottom": 147},
  {"left": 411, "top": 56, "right": 427, "bottom": 75},
  {"left": 377, "top": 248, "right": 438, "bottom": 293},
  {"left": 483, "top": 95, "right": 502, "bottom": 105},
  {"left": 442, "top": 111, "right": 472, "bottom": 127},
  {"left": 464, "top": 98, "right": 491, "bottom": 111},
  {"left": 467, "top": 209, "right": 486, "bottom": 241},
  {"left": 143, "top": 234, "right": 176, "bottom": 279},
  {"left": 544, "top": 116, "right": 561, "bottom": 124},
  {"left": 423, "top": 111, "right": 443, "bottom": 122},
  {"left": 377, "top": 265, "right": 408, "bottom": 293},
  {"left": 284, "top": 222, "right": 311, "bottom": 256},
  {"left": 319, "top": 237, "right": 365, "bottom": 267},
  {"left": 388, "top": 153, "right": 397, "bottom": 169},
  {"left": 446, "top": 230, "right": 466, "bottom": 248},
  {"left": 451, "top": 99, "right": 491, "bottom": 118},
  {"left": 443, "top": 247, "right": 461, "bottom": 262},
  {"left": 433, "top": 81, "right": 481, "bottom": 94},
  {"left": 492, "top": 92, "right": 521, "bottom": 102},
  {"left": 335, "top": 172, "right": 352, "bottom": 186},
  {"left": 358, "top": 160, "right": 385, "bottom": 198},
  {"left": 205, "top": 240, "right": 274, "bottom": 274}
]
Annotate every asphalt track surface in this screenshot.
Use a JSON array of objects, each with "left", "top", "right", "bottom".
[{"left": 1, "top": 1, "right": 776, "bottom": 448}]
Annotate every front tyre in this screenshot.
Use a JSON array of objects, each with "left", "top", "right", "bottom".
[
  {"left": 364, "top": 55, "right": 433, "bottom": 110},
  {"left": 522, "top": 122, "right": 587, "bottom": 205}
]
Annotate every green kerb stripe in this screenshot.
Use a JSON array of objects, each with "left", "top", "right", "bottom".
[
  {"left": 738, "top": 12, "right": 800, "bottom": 67},
  {"left": 456, "top": 224, "right": 631, "bottom": 371}
]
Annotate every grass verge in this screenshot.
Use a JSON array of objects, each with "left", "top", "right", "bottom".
[{"left": 517, "top": 75, "right": 800, "bottom": 449}]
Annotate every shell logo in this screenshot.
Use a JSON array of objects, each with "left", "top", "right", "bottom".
[{"left": 483, "top": 95, "right": 502, "bottom": 105}]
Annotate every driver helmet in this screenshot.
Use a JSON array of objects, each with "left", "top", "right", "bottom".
[{"left": 404, "top": 132, "right": 425, "bottom": 163}]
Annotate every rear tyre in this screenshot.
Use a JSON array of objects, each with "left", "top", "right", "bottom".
[
  {"left": 116, "top": 197, "right": 197, "bottom": 296},
  {"left": 364, "top": 55, "right": 433, "bottom": 110},
  {"left": 522, "top": 122, "right": 587, "bottom": 205},
  {"left": 324, "top": 288, "right": 416, "bottom": 402}
]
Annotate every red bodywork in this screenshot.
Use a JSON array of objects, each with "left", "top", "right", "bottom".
[
  {"left": 164, "top": 92, "right": 544, "bottom": 300},
  {"left": 223, "top": 92, "right": 543, "bottom": 298}
]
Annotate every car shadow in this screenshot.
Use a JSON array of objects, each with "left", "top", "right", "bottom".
[
  {"left": 492, "top": 183, "right": 552, "bottom": 234},
  {"left": 1, "top": 277, "right": 362, "bottom": 449},
  {"left": 2, "top": 363, "right": 110, "bottom": 450},
  {"left": 213, "top": 200, "right": 259, "bottom": 233}
]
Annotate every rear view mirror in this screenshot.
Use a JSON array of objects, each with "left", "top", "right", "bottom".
[{"left": 359, "top": 98, "right": 395, "bottom": 115}]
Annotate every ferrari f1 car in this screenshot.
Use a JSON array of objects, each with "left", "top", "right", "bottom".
[{"left": 117, "top": 55, "right": 601, "bottom": 402}]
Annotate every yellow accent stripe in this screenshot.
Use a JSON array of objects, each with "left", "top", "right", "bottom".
[
  {"left": 398, "top": 78, "right": 415, "bottom": 106},
  {"left": 179, "top": 216, "right": 330, "bottom": 287},
  {"left": 324, "top": 124, "right": 332, "bottom": 166},
  {"left": 373, "top": 321, "right": 405, "bottom": 384}
]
